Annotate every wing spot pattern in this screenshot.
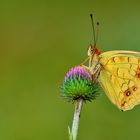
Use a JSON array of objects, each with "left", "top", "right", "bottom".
[
  {"left": 137, "top": 66, "right": 140, "bottom": 71},
  {"left": 114, "top": 56, "right": 129, "bottom": 63},
  {"left": 132, "top": 86, "right": 137, "bottom": 91},
  {"left": 112, "top": 57, "right": 115, "bottom": 62},
  {"left": 124, "top": 90, "right": 131, "bottom": 96},
  {"left": 121, "top": 101, "right": 126, "bottom": 107},
  {"left": 137, "top": 73, "right": 140, "bottom": 78},
  {"left": 137, "top": 66, "right": 140, "bottom": 78}
]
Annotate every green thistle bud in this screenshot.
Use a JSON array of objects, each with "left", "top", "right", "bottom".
[{"left": 61, "top": 66, "right": 99, "bottom": 102}]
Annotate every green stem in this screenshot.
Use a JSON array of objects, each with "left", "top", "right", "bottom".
[{"left": 71, "top": 98, "right": 84, "bottom": 140}]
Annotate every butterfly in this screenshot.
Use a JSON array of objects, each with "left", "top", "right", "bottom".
[
  {"left": 82, "top": 45, "right": 140, "bottom": 111},
  {"left": 81, "top": 14, "right": 140, "bottom": 111}
]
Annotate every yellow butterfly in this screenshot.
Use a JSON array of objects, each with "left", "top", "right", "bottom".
[
  {"left": 82, "top": 14, "right": 140, "bottom": 111},
  {"left": 82, "top": 45, "right": 140, "bottom": 111}
]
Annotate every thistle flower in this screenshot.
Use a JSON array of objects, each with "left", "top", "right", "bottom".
[{"left": 61, "top": 65, "right": 99, "bottom": 102}]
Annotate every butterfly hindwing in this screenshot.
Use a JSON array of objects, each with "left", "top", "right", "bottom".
[{"left": 98, "top": 51, "right": 140, "bottom": 111}]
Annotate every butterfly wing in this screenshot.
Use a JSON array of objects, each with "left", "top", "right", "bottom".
[{"left": 98, "top": 50, "right": 140, "bottom": 111}]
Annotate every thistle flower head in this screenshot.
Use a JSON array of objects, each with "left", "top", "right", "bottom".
[{"left": 61, "top": 65, "right": 99, "bottom": 102}]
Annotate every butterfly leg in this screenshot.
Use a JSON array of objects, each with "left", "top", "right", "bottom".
[
  {"left": 80, "top": 64, "right": 90, "bottom": 71},
  {"left": 80, "top": 64, "right": 101, "bottom": 83},
  {"left": 91, "top": 64, "right": 102, "bottom": 82}
]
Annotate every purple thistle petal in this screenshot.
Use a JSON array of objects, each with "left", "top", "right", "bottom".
[{"left": 64, "top": 66, "right": 91, "bottom": 81}]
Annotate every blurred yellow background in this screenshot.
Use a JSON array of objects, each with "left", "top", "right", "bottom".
[{"left": 0, "top": 0, "right": 140, "bottom": 140}]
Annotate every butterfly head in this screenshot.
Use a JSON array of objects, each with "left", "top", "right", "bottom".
[{"left": 87, "top": 44, "right": 101, "bottom": 56}]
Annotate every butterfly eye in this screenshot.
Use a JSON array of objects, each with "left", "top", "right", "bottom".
[{"left": 90, "top": 49, "right": 94, "bottom": 54}]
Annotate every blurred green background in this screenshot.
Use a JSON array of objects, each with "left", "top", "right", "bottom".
[{"left": 0, "top": 0, "right": 140, "bottom": 140}]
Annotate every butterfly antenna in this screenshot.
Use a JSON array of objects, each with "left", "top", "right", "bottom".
[
  {"left": 95, "top": 22, "right": 100, "bottom": 44},
  {"left": 90, "top": 13, "right": 96, "bottom": 46}
]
